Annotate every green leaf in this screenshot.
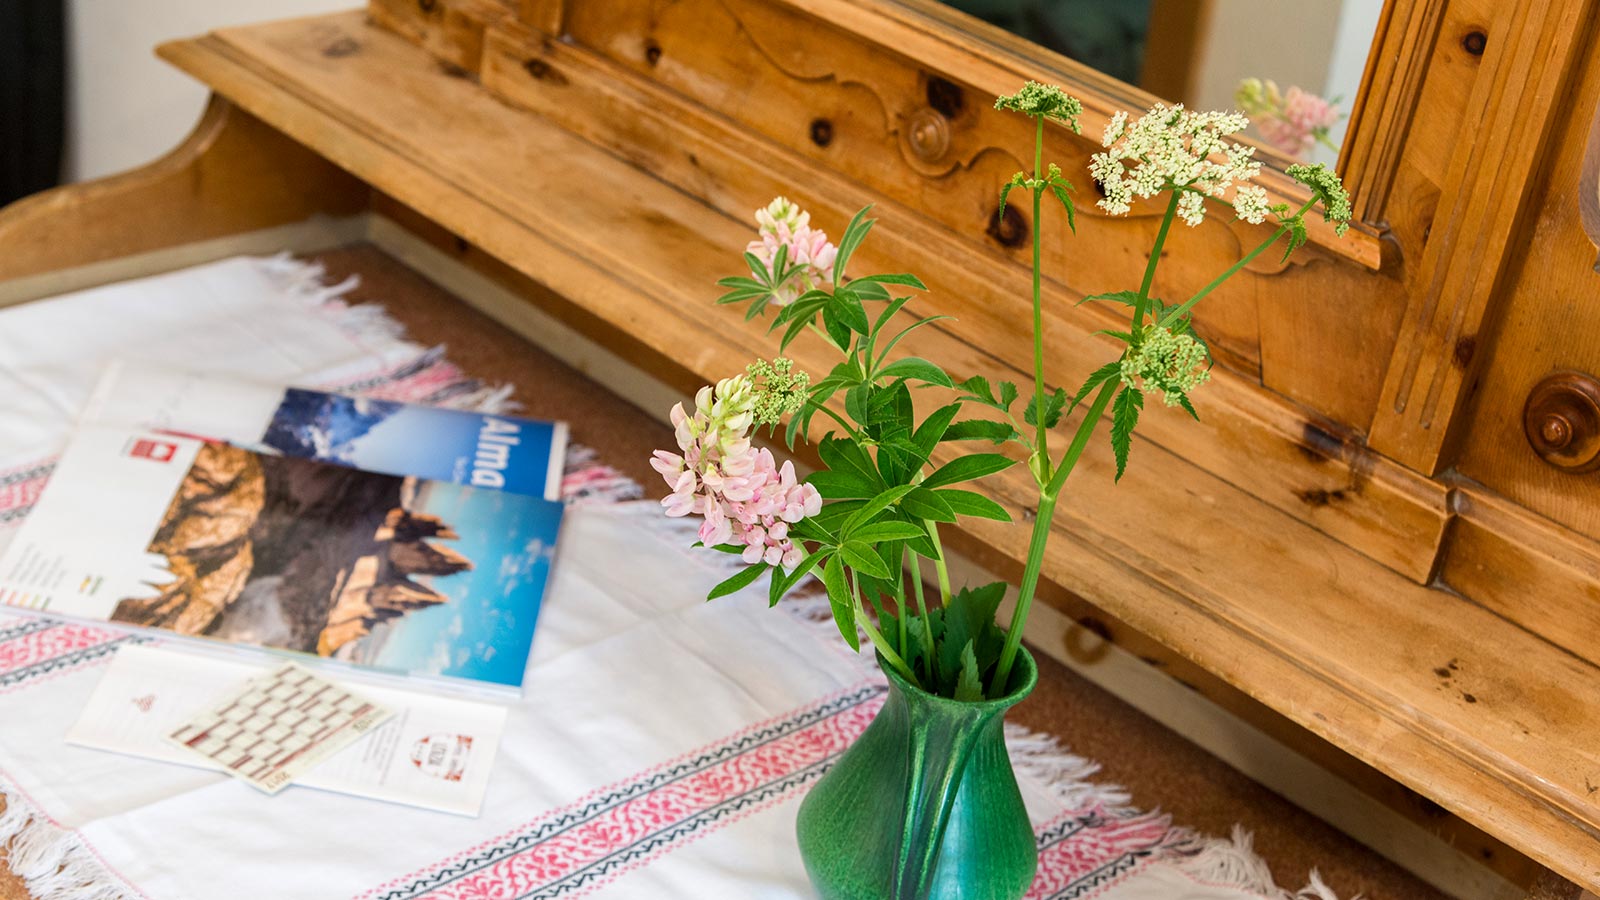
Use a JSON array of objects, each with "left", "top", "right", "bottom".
[
  {"left": 1076, "top": 290, "right": 1139, "bottom": 308},
  {"left": 998, "top": 381, "right": 1019, "bottom": 410},
  {"left": 936, "top": 489, "right": 1011, "bottom": 522},
  {"left": 844, "top": 384, "right": 871, "bottom": 427},
  {"left": 840, "top": 542, "right": 893, "bottom": 578},
  {"left": 850, "top": 521, "right": 927, "bottom": 542},
  {"left": 820, "top": 555, "right": 859, "bottom": 651},
  {"left": 922, "top": 453, "right": 1018, "bottom": 489},
  {"left": 822, "top": 304, "right": 851, "bottom": 349},
  {"left": 1111, "top": 386, "right": 1144, "bottom": 481},
  {"left": 818, "top": 437, "right": 883, "bottom": 488},
  {"left": 1023, "top": 387, "right": 1069, "bottom": 429},
  {"left": 874, "top": 315, "right": 953, "bottom": 369},
  {"left": 954, "top": 641, "right": 985, "bottom": 702},
  {"left": 911, "top": 403, "right": 961, "bottom": 457},
  {"left": 832, "top": 206, "right": 875, "bottom": 285},
  {"left": 841, "top": 484, "right": 919, "bottom": 537},
  {"left": 852, "top": 273, "right": 927, "bottom": 290},
  {"left": 743, "top": 250, "right": 771, "bottom": 282},
  {"left": 806, "top": 469, "right": 879, "bottom": 499},
  {"left": 956, "top": 374, "right": 996, "bottom": 405},
  {"left": 1048, "top": 180, "right": 1077, "bottom": 233},
  {"left": 941, "top": 419, "right": 1019, "bottom": 443},
  {"left": 831, "top": 294, "right": 871, "bottom": 335},
  {"left": 769, "top": 550, "right": 826, "bottom": 606},
  {"left": 901, "top": 487, "right": 957, "bottom": 522},
  {"left": 877, "top": 357, "right": 953, "bottom": 388},
  {"left": 938, "top": 583, "right": 1007, "bottom": 694},
  {"left": 708, "top": 563, "right": 767, "bottom": 600},
  {"left": 1177, "top": 394, "right": 1200, "bottom": 421},
  {"left": 851, "top": 281, "right": 891, "bottom": 302},
  {"left": 1069, "top": 362, "right": 1122, "bottom": 412}
]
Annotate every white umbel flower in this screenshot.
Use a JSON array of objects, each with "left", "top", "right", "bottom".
[{"left": 1090, "top": 103, "right": 1264, "bottom": 227}]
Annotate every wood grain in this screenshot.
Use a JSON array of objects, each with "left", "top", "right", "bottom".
[{"left": 153, "top": 14, "right": 1600, "bottom": 888}]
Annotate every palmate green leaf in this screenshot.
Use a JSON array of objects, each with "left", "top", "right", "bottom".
[
  {"left": 821, "top": 304, "right": 851, "bottom": 349},
  {"left": 806, "top": 469, "right": 879, "bottom": 499},
  {"left": 832, "top": 206, "right": 875, "bottom": 285},
  {"left": 901, "top": 486, "right": 956, "bottom": 522},
  {"left": 708, "top": 562, "right": 768, "bottom": 600},
  {"left": 1111, "top": 386, "right": 1144, "bottom": 481},
  {"left": 937, "top": 583, "right": 1007, "bottom": 695},
  {"left": 1069, "top": 362, "right": 1122, "bottom": 413},
  {"left": 874, "top": 315, "right": 954, "bottom": 371},
  {"left": 1023, "top": 387, "right": 1069, "bottom": 429},
  {"left": 830, "top": 293, "right": 871, "bottom": 336},
  {"left": 743, "top": 250, "right": 771, "bottom": 283},
  {"left": 922, "top": 453, "right": 1017, "bottom": 489},
  {"left": 941, "top": 419, "right": 1019, "bottom": 444},
  {"left": 818, "top": 437, "right": 883, "bottom": 488},
  {"left": 850, "top": 521, "right": 927, "bottom": 542},
  {"left": 911, "top": 403, "right": 961, "bottom": 457},
  {"left": 877, "top": 356, "right": 954, "bottom": 388},
  {"left": 852, "top": 273, "right": 928, "bottom": 290},
  {"left": 1076, "top": 290, "right": 1139, "bottom": 308},
  {"left": 841, "top": 484, "right": 919, "bottom": 537},
  {"left": 769, "top": 549, "right": 827, "bottom": 606},
  {"left": 936, "top": 489, "right": 1011, "bottom": 522},
  {"left": 840, "top": 542, "right": 893, "bottom": 578},
  {"left": 851, "top": 281, "right": 892, "bottom": 302},
  {"left": 844, "top": 383, "right": 871, "bottom": 427},
  {"left": 820, "top": 555, "right": 860, "bottom": 651},
  {"left": 955, "top": 376, "right": 1019, "bottom": 412},
  {"left": 866, "top": 295, "right": 915, "bottom": 360}
]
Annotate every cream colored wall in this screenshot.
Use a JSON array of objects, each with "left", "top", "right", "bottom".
[{"left": 65, "top": 0, "right": 353, "bottom": 182}]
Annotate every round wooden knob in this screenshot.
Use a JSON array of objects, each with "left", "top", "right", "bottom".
[
  {"left": 905, "top": 107, "right": 950, "bottom": 163},
  {"left": 1523, "top": 372, "right": 1600, "bottom": 473}
]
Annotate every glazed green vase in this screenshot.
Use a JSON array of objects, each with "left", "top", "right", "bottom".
[{"left": 796, "top": 649, "right": 1039, "bottom": 900}]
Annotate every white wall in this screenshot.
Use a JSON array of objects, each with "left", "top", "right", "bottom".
[{"left": 65, "top": 0, "right": 353, "bottom": 182}]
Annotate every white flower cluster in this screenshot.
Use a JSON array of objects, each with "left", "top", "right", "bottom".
[{"left": 1090, "top": 104, "right": 1270, "bottom": 227}]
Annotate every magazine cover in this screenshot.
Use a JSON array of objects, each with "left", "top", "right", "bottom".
[
  {"left": 0, "top": 426, "right": 563, "bottom": 695},
  {"left": 82, "top": 360, "right": 568, "bottom": 501}
]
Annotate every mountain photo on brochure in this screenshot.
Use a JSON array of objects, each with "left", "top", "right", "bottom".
[{"left": 0, "top": 427, "right": 563, "bottom": 694}]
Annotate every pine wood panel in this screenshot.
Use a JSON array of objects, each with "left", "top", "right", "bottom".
[{"left": 156, "top": 14, "right": 1600, "bottom": 887}]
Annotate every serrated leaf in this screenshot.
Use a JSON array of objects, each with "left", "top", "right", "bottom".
[
  {"left": 1111, "top": 387, "right": 1144, "bottom": 481},
  {"left": 922, "top": 453, "right": 1017, "bottom": 489},
  {"left": 998, "top": 381, "right": 1019, "bottom": 410},
  {"left": 1069, "top": 362, "right": 1122, "bottom": 412},
  {"left": 956, "top": 375, "right": 996, "bottom": 405},
  {"left": 1023, "top": 387, "right": 1069, "bottom": 429},
  {"left": 877, "top": 357, "right": 953, "bottom": 388},
  {"left": 1076, "top": 290, "right": 1140, "bottom": 308},
  {"left": 1177, "top": 394, "right": 1200, "bottom": 421},
  {"left": 936, "top": 489, "right": 1011, "bottom": 522},
  {"left": 1048, "top": 180, "right": 1076, "bottom": 232},
  {"left": 954, "top": 641, "right": 985, "bottom": 702},
  {"left": 708, "top": 563, "right": 767, "bottom": 600},
  {"left": 820, "top": 555, "right": 859, "bottom": 651}
]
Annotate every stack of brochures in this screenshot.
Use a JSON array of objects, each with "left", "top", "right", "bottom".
[{"left": 0, "top": 360, "right": 569, "bottom": 700}]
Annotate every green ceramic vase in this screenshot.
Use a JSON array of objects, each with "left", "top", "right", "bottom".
[{"left": 796, "top": 648, "right": 1039, "bottom": 900}]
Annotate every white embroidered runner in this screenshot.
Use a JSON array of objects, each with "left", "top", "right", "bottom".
[{"left": 0, "top": 256, "right": 1338, "bottom": 900}]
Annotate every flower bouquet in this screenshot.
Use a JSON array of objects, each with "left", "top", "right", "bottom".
[{"left": 651, "top": 81, "right": 1351, "bottom": 900}]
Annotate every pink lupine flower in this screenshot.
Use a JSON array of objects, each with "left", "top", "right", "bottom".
[
  {"left": 1235, "top": 79, "right": 1341, "bottom": 157},
  {"left": 652, "top": 373, "right": 822, "bottom": 573},
  {"left": 745, "top": 197, "right": 838, "bottom": 305}
]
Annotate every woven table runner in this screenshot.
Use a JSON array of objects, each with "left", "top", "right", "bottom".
[{"left": 0, "top": 256, "right": 1338, "bottom": 900}]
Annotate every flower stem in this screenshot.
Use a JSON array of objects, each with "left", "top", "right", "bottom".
[
  {"left": 1133, "top": 191, "right": 1182, "bottom": 330},
  {"left": 852, "top": 569, "right": 917, "bottom": 684},
  {"left": 1029, "top": 115, "right": 1051, "bottom": 479},
  {"left": 908, "top": 551, "right": 936, "bottom": 682},
  {"left": 1159, "top": 198, "right": 1318, "bottom": 327},
  {"left": 991, "top": 377, "right": 1118, "bottom": 696},
  {"left": 925, "top": 520, "right": 953, "bottom": 607}
]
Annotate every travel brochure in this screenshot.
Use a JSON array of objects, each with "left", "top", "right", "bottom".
[{"left": 0, "top": 363, "right": 569, "bottom": 698}]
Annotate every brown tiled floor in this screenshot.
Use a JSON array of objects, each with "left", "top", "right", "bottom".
[{"left": 0, "top": 245, "right": 1451, "bottom": 899}]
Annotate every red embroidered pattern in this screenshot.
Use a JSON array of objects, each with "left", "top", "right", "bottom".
[
  {"left": 0, "top": 622, "right": 121, "bottom": 676},
  {"left": 364, "top": 683, "right": 886, "bottom": 900},
  {"left": 1025, "top": 806, "right": 1171, "bottom": 898},
  {"left": 0, "top": 472, "right": 49, "bottom": 515}
]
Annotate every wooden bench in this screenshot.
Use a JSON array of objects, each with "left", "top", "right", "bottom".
[{"left": 2, "top": 1, "right": 1597, "bottom": 895}]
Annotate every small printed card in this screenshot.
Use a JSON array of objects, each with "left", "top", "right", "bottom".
[
  {"left": 164, "top": 662, "right": 392, "bottom": 794},
  {"left": 70, "top": 645, "right": 508, "bottom": 815}
]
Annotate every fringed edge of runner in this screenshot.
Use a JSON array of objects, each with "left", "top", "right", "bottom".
[
  {"left": 1163, "top": 825, "right": 1351, "bottom": 900},
  {"left": 258, "top": 253, "right": 407, "bottom": 347},
  {"left": 0, "top": 782, "right": 136, "bottom": 900}
]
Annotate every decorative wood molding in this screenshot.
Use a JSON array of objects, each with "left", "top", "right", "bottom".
[
  {"left": 1368, "top": 0, "right": 1600, "bottom": 474},
  {"left": 1339, "top": 0, "right": 1448, "bottom": 226},
  {"left": 155, "top": 17, "right": 1600, "bottom": 888},
  {"left": 0, "top": 97, "right": 366, "bottom": 283}
]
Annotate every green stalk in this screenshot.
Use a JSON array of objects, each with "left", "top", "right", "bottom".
[
  {"left": 1159, "top": 198, "right": 1318, "bottom": 327},
  {"left": 1133, "top": 191, "right": 1182, "bottom": 329},
  {"left": 908, "top": 550, "right": 936, "bottom": 682},
  {"left": 925, "top": 520, "right": 953, "bottom": 606},
  {"left": 1029, "top": 114, "right": 1051, "bottom": 478},
  {"left": 893, "top": 554, "right": 908, "bottom": 655},
  {"left": 805, "top": 398, "right": 865, "bottom": 443},
  {"left": 990, "top": 378, "right": 1118, "bottom": 695},
  {"left": 852, "top": 569, "right": 917, "bottom": 684}
]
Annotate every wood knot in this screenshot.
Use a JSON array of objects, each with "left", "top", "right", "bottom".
[
  {"left": 925, "top": 75, "right": 964, "bottom": 118},
  {"left": 904, "top": 107, "right": 950, "bottom": 163},
  {"left": 809, "top": 118, "right": 834, "bottom": 148},
  {"left": 644, "top": 40, "right": 662, "bottom": 66},
  {"left": 987, "top": 204, "right": 1028, "bottom": 249},
  {"left": 522, "top": 58, "right": 569, "bottom": 85},
  {"left": 322, "top": 37, "right": 359, "bottom": 58},
  {"left": 1523, "top": 371, "right": 1600, "bottom": 473},
  {"left": 1461, "top": 29, "right": 1487, "bottom": 56},
  {"left": 418, "top": 0, "right": 437, "bottom": 12}
]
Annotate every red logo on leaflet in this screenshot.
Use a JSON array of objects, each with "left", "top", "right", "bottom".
[
  {"left": 411, "top": 733, "right": 473, "bottom": 782},
  {"left": 127, "top": 439, "right": 178, "bottom": 463}
]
